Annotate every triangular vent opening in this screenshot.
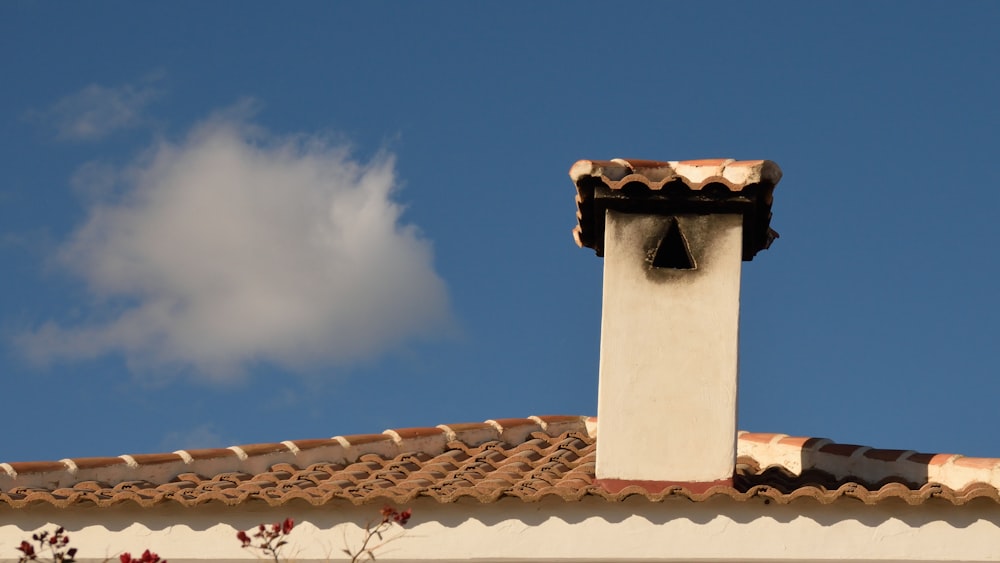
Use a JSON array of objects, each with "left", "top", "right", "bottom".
[{"left": 652, "top": 218, "right": 695, "bottom": 269}]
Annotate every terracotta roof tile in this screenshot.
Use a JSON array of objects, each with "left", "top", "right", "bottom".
[
  {"left": 570, "top": 158, "right": 782, "bottom": 260},
  {"left": 863, "top": 448, "right": 914, "bottom": 462},
  {"left": 3, "top": 416, "right": 1000, "bottom": 508},
  {"left": 183, "top": 447, "right": 240, "bottom": 461},
  {"left": 125, "top": 453, "right": 185, "bottom": 465}
]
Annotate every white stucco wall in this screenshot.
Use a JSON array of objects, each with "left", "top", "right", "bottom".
[
  {"left": 597, "top": 211, "right": 743, "bottom": 484},
  {"left": 3, "top": 497, "right": 999, "bottom": 562}
]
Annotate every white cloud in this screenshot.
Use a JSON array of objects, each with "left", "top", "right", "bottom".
[
  {"left": 19, "top": 115, "right": 452, "bottom": 380},
  {"left": 34, "top": 79, "right": 160, "bottom": 141}
]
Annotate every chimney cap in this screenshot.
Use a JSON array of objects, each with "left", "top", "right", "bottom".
[{"left": 571, "top": 158, "right": 783, "bottom": 260}]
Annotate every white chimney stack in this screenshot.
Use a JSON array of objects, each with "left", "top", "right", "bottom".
[{"left": 571, "top": 158, "right": 782, "bottom": 493}]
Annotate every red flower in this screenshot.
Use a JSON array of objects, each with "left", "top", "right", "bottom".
[
  {"left": 119, "top": 549, "right": 164, "bottom": 563},
  {"left": 281, "top": 518, "right": 294, "bottom": 535},
  {"left": 236, "top": 530, "right": 251, "bottom": 547},
  {"left": 17, "top": 540, "right": 35, "bottom": 558},
  {"left": 394, "top": 508, "right": 412, "bottom": 526},
  {"left": 380, "top": 505, "right": 395, "bottom": 521}
]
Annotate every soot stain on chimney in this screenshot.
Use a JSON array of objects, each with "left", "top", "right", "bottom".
[
  {"left": 642, "top": 215, "right": 725, "bottom": 285},
  {"left": 649, "top": 217, "right": 696, "bottom": 270}
]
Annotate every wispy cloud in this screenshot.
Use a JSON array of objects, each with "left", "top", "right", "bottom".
[
  {"left": 31, "top": 78, "right": 161, "bottom": 141},
  {"left": 70, "top": 160, "right": 121, "bottom": 201},
  {"left": 18, "top": 111, "right": 452, "bottom": 380}
]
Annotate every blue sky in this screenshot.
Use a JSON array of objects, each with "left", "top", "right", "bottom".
[{"left": 3, "top": 3, "right": 1000, "bottom": 462}]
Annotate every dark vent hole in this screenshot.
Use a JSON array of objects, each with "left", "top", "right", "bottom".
[{"left": 651, "top": 219, "right": 695, "bottom": 270}]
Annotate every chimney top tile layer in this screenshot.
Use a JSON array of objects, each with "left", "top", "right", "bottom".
[{"left": 571, "top": 158, "right": 782, "bottom": 260}]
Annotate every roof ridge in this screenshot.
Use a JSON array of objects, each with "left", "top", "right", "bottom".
[
  {"left": 0, "top": 416, "right": 591, "bottom": 491},
  {"left": 3, "top": 418, "right": 1000, "bottom": 509},
  {"left": 738, "top": 431, "right": 1000, "bottom": 491}
]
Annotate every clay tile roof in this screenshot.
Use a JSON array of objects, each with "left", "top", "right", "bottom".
[
  {"left": 570, "top": 158, "right": 782, "bottom": 260},
  {"left": 2, "top": 417, "right": 999, "bottom": 508}
]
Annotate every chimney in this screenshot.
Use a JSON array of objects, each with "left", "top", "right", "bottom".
[{"left": 571, "top": 158, "right": 782, "bottom": 493}]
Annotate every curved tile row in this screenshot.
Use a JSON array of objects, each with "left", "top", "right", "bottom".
[
  {"left": 0, "top": 416, "right": 589, "bottom": 491},
  {"left": 0, "top": 427, "right": 597, "bottom": 508},
  {"left": 569, "top": 158, "right": 782, "bottom": 191},
  {"left": 568, "top": 158, "right": 782, "bottom": 259},
  {"left": 737, "top": 431, "right": 1000, "bottom": 492},
  {"left": 3, "top": 419, "right": 1000, "bottom": 508}
]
